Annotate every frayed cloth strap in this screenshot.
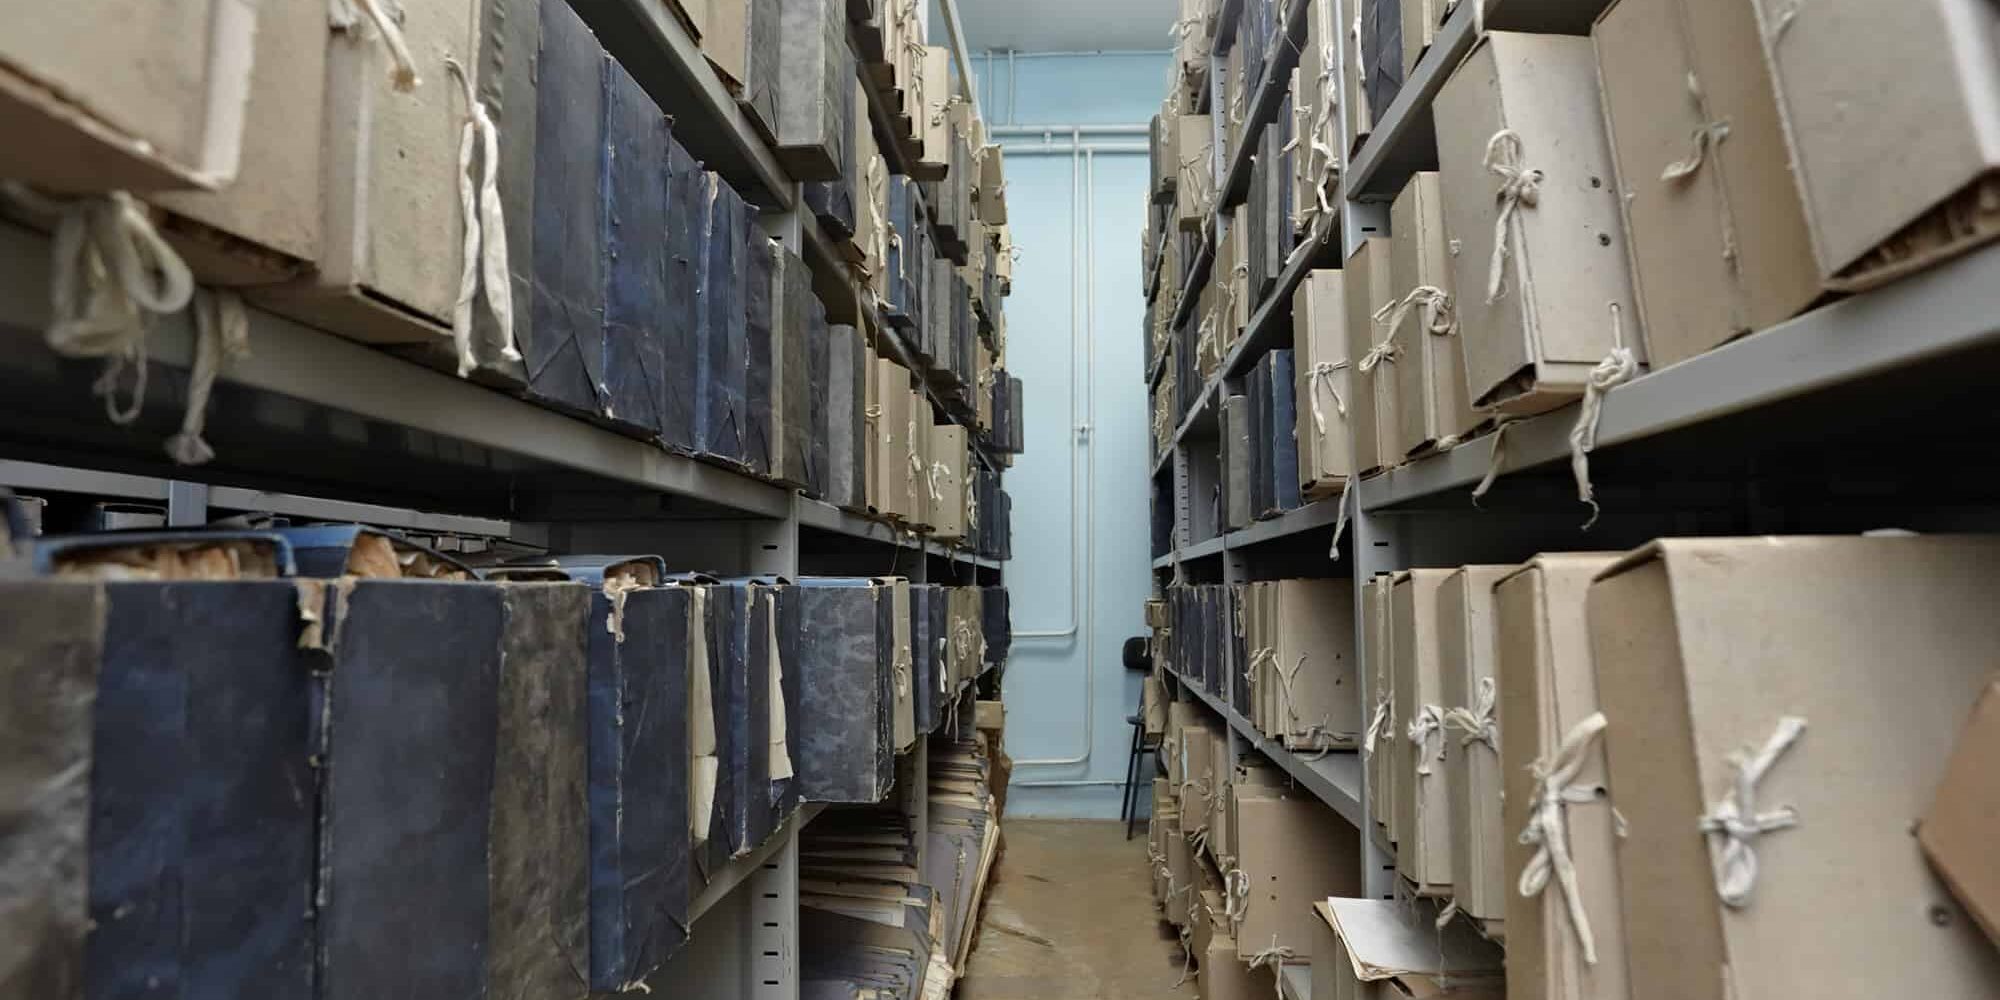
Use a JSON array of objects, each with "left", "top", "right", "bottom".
[
  {"left": 1660, "top": 72, "right": 1733, "bottom": 183},
  {"left": 445, "top": 58, "right": 521, "bottom": 378},
  {"left": 167, "top": 289, "right": 251, "bottom": 466},
  {"left": 1698, "top": 715, "right": 1806, "bottom": 908},
  {"left": 1483, "top": 130, "right": 1542, "bottom": 305},
  {"left": 1246, "top": 936, "right": 1295, "bottom": 1000},
  {"left": 1518, "top": 711, "right": 1609, "bottom": 966},
  {"left": 1443, "top": 676, "right": 1499, "bottom": 753},
  {"left": 1568, "top": 303, "right": 1638, "bottom": 529},
  {"left": 1328, "top": 488, "right": 1349, "bottom": 560},
  {"left": 1362, "top": 696, "right": 1392, "bottom": 756},
  {"left": 1307, "top": 361, "right": 1348, "bottom": 433},
  {"left": 3, "top": 184, "right": 195, "bottom": 426},
  {"left": 330, "top": 0, "right": 421, "bottom": 91},
  {"left": 1406, "top": 703, "right": 1446, "bottom": 776}
]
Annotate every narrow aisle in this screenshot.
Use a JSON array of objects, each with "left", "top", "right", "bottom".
[{"left": 958, "top": 820, "right": 1197, "bottom": 1000}]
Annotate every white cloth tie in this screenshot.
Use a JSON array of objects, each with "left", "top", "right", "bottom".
[
  {"left": 1518, "top": 711, "right": 1610, "bottom": 966},
  {"left": 4, "top": 184, "right": 196, "bottom": 426},
  {"left": 445, "top": 58, "right": 521, "bottom": 378},
  {"left": 167, "top": 289, "right": 251, "bottom": 465},
  {"left": 1362, "top": 696, "right": 1392, "bottom": 756},
  {"left": 1697, "top": 716, "right": 1806, "bottom": 909},
  {"left": 1307, "top": 361, "right": 1348, "bottom": 433},
  {"left": 1406, "top": 703, "right": 1446, "bottom": 776},
  {"left": 1443, "top": 676, "right": 1499, "bottom": 753},
  {"left": 1568, "top": 303, "right": 1638, "bottom": 529},
  {"left": 1483, "top": 130, "right": 1542, "bottom": 304},
  {"left": 331, "top": 0, "right": 421, "bottom": 91}
]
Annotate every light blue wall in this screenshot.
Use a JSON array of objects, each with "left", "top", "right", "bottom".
[{"left": 985, "top": 51, "right": 1169, "bottom": 818}]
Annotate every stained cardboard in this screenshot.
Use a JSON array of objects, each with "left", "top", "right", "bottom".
[
  {"left": 1388, "top": 172, "right": 1477, "bottom": 457},
  {"left": 1493, "top": 554, "right": 1626, "bottom": 1000},
  {"left": 1437, "top": 565, "right": 1514, "bottom": 938},
  {"left": 1593, "top": 0, "right": 1818, "bottom": 369},
  {"left": 1434, "top": 33, "right": 1642, "bottom": 415},
  {"left": 1590, "top": 537, "right": 2000, "bottom": 1000}
]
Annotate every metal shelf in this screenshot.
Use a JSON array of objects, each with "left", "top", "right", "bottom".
[
  {"left": 0, "top": 222, "right": 793, "bottom": 523},
  {"left": 1227, "top": 491, "right": 1346, "bottom": 549},
  {"left": 692, "top": 803, "right": 826, "bottom": 923},
  {"left": 797, "top": 499, "right": 999, "bottom": 569},
  {"left": 1169, "top": 666, "right": 1363, "bottom": 830},
  {"left": 1361, "top": 242, "right": 2000, "bottom": 511},
  {"left": 576, "top": 0, "right": 796, "bottom": 210},
  {"left": 1216, "top": 0, "right": 1311, "bottom": 211},
  {"left": 1279, "top": 963, "right": 1311, "bottom": 1000},
  {"left": 1340, "top": 0, "right": 1477, "bottom": 203}
]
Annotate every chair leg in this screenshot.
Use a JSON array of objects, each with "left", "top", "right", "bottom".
[{"left": 1123, "top": 721, "right": 1144, "bottom": 840}]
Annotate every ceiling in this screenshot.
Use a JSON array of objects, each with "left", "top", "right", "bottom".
[{"left": 937, "top": 0, "right": 1181, "bottom": 53}]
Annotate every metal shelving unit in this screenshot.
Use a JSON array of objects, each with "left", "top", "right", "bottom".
[
  {"left": 1148, "top": 0, "right": 2000, "bottom": 907},
  {"left": 3, "top": 5, "right": 1011, "bottom": 999}
]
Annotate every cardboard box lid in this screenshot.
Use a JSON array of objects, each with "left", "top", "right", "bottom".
[
  {"left": 1919, "top": 675, "right": 2000, "bottom": 949},
  {"left": 1433, "top": 33, "right": 1640, "bottom": 403},
  {"left": 1592, "top": 0, "right": 1817, "bottom": 369},
  {"left": 1324, "top": 897, "right": 1504, "bottom": 981},
  {"left": 1590, "top": 536, "right": 2000, "bottom": 1000},
  {"left": 1388, "top": 171, "right": 1474, "bottom": 455}
]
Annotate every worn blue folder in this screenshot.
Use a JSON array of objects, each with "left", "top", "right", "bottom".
[
  {"left": 662, "top": 138, "right": 704, "bottom": 455},
  {"left": 1265, "top": 349, "right": 1302, "bottom": 516},
  {"left": 793, "top": 578, "right": 895, "bottom": 804},
  {"left": 601, "top": 60, "right": 672, "bottom": 441},
  {"left": 697, "top": 174, "right": 750, "bottom": 467},
  {"left": 529, "top": 0, "right": 609, "bottom": 420}
]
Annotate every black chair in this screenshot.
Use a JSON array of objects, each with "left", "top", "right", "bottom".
[{"left": 1118, "top": 635, "right": 1156, "bottom": 840}]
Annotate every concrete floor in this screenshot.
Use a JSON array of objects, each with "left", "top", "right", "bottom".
[{"left": 957, "top": 819, "right": 1198, "bottom": 1000}]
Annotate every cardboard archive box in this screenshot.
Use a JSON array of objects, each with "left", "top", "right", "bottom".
[
  {"left": 915, "top": 46, "right": 951, "bottom": 180},
  {"left": 1293, "top": 270, "right": 1356, "bottom": 499},
  {"left": 1588, "top": 537, "right": 2000, "bottom": 1000},
  {"left": 1437, "top": 565, "right": 1515, "bottom": 940},
  {"left": 1360, "top": 574, "right": 1396, "bottom": 847},
  {"left": 929, "top": 423, "right": 968, "bottom": 542},
  {"left": 1312, "top": 898, "right": 1505, "bottom": 1000},
  {"left": 1493, "top": 554, "right": 1627, "bottom": 1000},
  {"left": 148, "top": 0, "right": 323, "bottom": 287},
  {"left": 1231, "top": 785, "right": 1363, "bottom": 961},
  {"left": 1248, "top": 578, "right": 1360, "bottom": 752},
  {"left": 1746, "top": 0, "right": 2000, "bottom": 289},
  {"left": 1178, "top": 114, "right": 1216, "bottom": 231},
  {"left": 1389, "top": 569, "right": 1453, "bottom": 897},
  {"left": 1591, "top": 0, "right": 1818, "bottom": 370},
  {"left": 1387, "top": 172, "right": 1479, "bottom": 458},
  {"left": 1343, "top": 237, "right": 1396, "bottom": 475},
  {"left": 1342, "top": 0, "right": 1372, "bottom": 154},
  {"left": 1919, "top": 675, "right": 2000, "bottom": 949},
  {"left": 774, "top": 0, "right": 847, "bottom": 180},
  {"left": 1433, "top": 33, "right": 1643, "bottom": 416},
  {"left": 0, "top": 0, "right": 255, "bottom": 193},
  {"left": 873, "top": 359, "right": 914, "bottom": 521}
]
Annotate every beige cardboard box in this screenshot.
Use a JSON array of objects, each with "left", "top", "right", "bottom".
[
  {"left": 152, "top": 0, "right": 325, "bottom": 285},
  {"left": 1168, "top": 700, "right": 1203, "bottom": 787},
  {"left": 1437, "top": 565, "right": 1516, "bottom": 940},
  {"left": 1343, "top": 238, "right": 1396, "bottom": 475},
  {"left": 1388, "top": 172, "right": 1479, "bottom": 458},
  {"left": 1317, "top": 898, "right": 1505, "bottom": 1000},
  {"left": 1590, "top": 537, "right": 2000, "bottom": 1000},
  {"left": 1309, "top": 902, "right": 1346, "bottom": 1000},
  {"left": 1402, "top": 0, "right": 1443, "bottom": 75},
  {"left": 1593, "top": 0, "right": 1818, "bottom": 369},
  {"left": 1175, "top": 0, "right": 1210, "bottom": 95},
  {"left": 1228, "top": 203, "right": 1252, "bottom": 350},
  {"left": 1298, "top": 0, "right": 1341, "bottom": 232},
  {"left": 1260, "top": 579, "right": 1359, "bottom": 751},
  {"left": 1293, "top": 270, "right": 1356, "bottom": 499},
  {"left": 1920, "top": 675, "right": 2000, "bottom": 949},
  {"left": 1434, "top": 33, "right": 1642, "bottom": 416},
  {"left": 1224, "top": 41, "right": 1247, "bottom": 162},
  {"left": 1493, "top": 554, "right": 1626, "bottom": 1000},
  {"left": 267, "top": 0, "right": 491, "bottom": 349},
  {"left": 1166, "top": 810, "right": 1195, "bottom": 926},
  {"left": 1178, "top": 114, "right": 1216, "bottom": 231},
  {"left": 1748, "top": 0, "right": 2000, "bottom": 288},
  {"left": 863, "top": 349, "right": 883, "bottom": 511},
  {"left": 978, "top": 143, "right": 1008, "bottom": 225},
  {"left": 1179, "top": 717, "right": 1217, "bottom": 821},
  {"left": 915, "top": 46, "right": 950, "bottom": 180},
  {"left": 1193, "top": 888, "right": 1223, "bottom": 960},
  {"left": 1360, "top": 574, "right": 1395, "bottom": 845},
  {"left": 870, "top": 576, "right": 915, "bottom": 752},
  {"left": 1232, "top": 786, "right": 1362, "bottom": 961},
  {"left": 0, "top": 0, "right": 256, "bottom": 193},
  {"left": 1208, "top": 724, "right": 1233, "bottom": 862},
  {"left": 1390, "top": 569, "right": 1452, "bottom": 896},
  {"left": 1342, "top": 2, "right": 1372, "bottom": 155},
  {"left": 874, "top": 360, "right": 912, "bottom": 520},
  {"left": 929, "top": 423, "right": 966, "bottom": 541},
  {"left": 1203, "top": 929, "right": 1275, "bottom": 1000},
  {"left": 910, "top": 389, "right": 932, "bottom": 530},
  {"left": 1144, "top": 675, "right": 1170, "bottom": 740}
]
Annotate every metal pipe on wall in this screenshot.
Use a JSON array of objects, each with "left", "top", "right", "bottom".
[
  {"left": 988, "top": 123, "right": 1152, "bottom": 136},
  {"left": 1014, "top": 126, "right": 1085, "bottom": 644}
]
